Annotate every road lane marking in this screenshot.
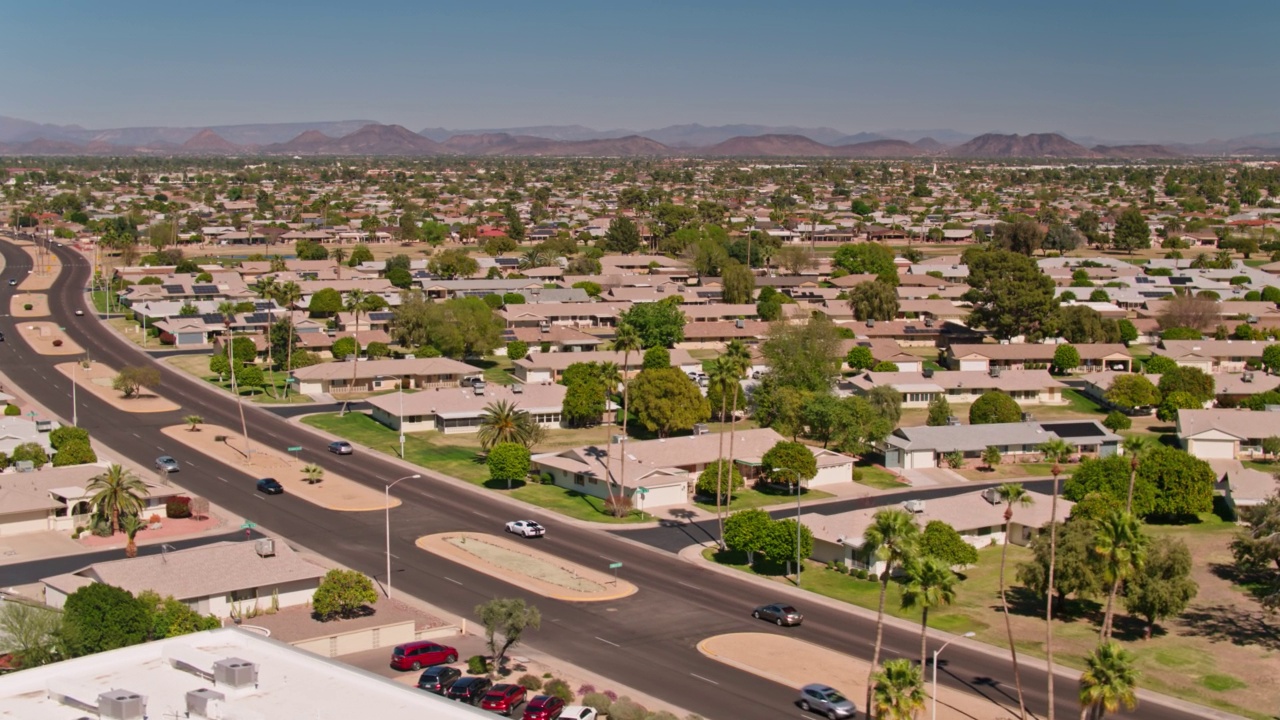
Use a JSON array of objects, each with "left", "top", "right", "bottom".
[
  {"left": 443, "top": 576, "right": 464, "bottom": 586},
  {"left": 217, "top": 476, "right": 228, "bottom": 483},
  {"left": 595, "top": 637, "right": 620, "bottom": 647},
  {"left": 690, "top": 673, "right": 719, "bottom": 685},
  {"left": 677, "top": 581, "right": 702, "bottom": 591}
]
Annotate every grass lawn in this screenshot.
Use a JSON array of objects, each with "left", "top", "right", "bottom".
[
  {"left": 855, "top": 462, "right": 909, "bottom": 490},
  {"left": 1060, "top": 388, "right": 1106, "bottom": 415},
  {"left": 163, "top": 354, "right": 313, "bottom": 404},
  {"left": 508, "top": 482, "right": 648, "bottom": 524},
  {"left": 90, "top": 290, "right": 113, "bottom": 313},
  {"left": 694, "top": 485, "right": 833, "bottom": 514},
  {"left": 469, "top": 355, "right": 516, "bottom": 385},
  {"left": 954, "top": 461, "right": 1074, "bottom": 482}
]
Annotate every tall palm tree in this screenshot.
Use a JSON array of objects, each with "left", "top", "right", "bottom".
[
  {"left": 218, "top": 300, "right": 252, "bottom": 460},
  {"left": 1037, "top": 438, "right": 1073, "bottom": 720},
  {"left": 121, "top": 514, "right": 145, "bottom": 558},
  {"left": 721, "top": 340, "right": 752, "bottom": 508},
  {"left": 254, "top": 276, "right": 279, "bottom": 397},
  {"left": 871, "top": 658, "right": 927, "bottom": 720},
  {"left": 340, "top": 289, "right": 379, "bottom": 416},
  {"left": 706, "top": 357, "right": 736, "bottom": 546},
  {"left": 613, "top": 323, "right": 642, "bottom": 512},
  {"left": 862, "top": 508, "right": 920, "bottom": 717},
  {"left": 1078, "top": 641, "right": 1138, "bottom": 720},
  {"left": 1121, "top": 436, "right": 1145, "bottom": 513},
  {"left": 332, "top": 246, "right": 347, "bottom": 280},
  {"left": 87, "top": 464, "right": 149, "bottom": 536},
  {"left": 272, "top": 281, "right": 303, "bottom": 395},
  {"left": 996, "top": 482, "right": 1034, "bottom": 720},
  {"left": 1095, "top": 509, "right": 1148, "bottom": 641},
  {"left": 900, "top": 556, "right": 958, "bottom": 670},
  {"left": 594, "top": 361, "right": 625, "bottom": 515},
  {"left": 477, "top": 399, "right": 535, "bottom": 451}
]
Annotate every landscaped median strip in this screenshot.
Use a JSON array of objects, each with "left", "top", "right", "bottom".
[
  {"left": 15, "top": 321, "right": 83, "bottom": 355},
  {"left": 416, "top": 532, "right": 638, "bottom": 602},
  {"left": 55, "top": 360, "right": 180, "bottom": 413},
  {"left": 159, "top": 424, "right": 399, "bottom": 512}
]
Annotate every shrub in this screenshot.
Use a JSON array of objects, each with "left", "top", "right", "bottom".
[
  {"left": 468, "top": 655, "right": 489, "bottom": 675},
  {"left": 582, "top": 692, "right": 614, "bottom": 715},
  {"left": 969, "top": 391, "right": 1022, "bottom": 424},
  {"left": 608, "top": 697, "right": 649, "bottom": 720},
  {"left": 507, "top": 340, "right": 529, "bottom": 361},
  {"left": 52, "top": 339, "right": 63, "bottom": 347},
  {"left": 22, "top": 303, "right": 32, "bottom": 311},
  {"left": 855, "top": 568, "right": 869, "bottom": 580},
  {"left": 542, "top": 678, "right": 573, "bottom": 703},
  {"left": 11, "top": 442, "right": 48, "bottom": 469},
  {"left": 604, "top": 495, "right": 633, "bottom": 516},
  {"left": 166, "top": 496, "right": 192, "bottom": 519},
  {"left": 50, "top": 425, "right": 90, "bottom": 450},
  {"left": 1102, "top": 410, "right": 1132, "bottom": 431},
  {"left": 517, "top": 674, "right": 543, "bottom": 691},
  {"left": 3, "top": 404, "right": 19, "bottom": 416},
  {"left": 53, "top": 440, "right": 97, "bottom": 466},
  {"left": 577, "top": 684, "right": 596, "bottom": 696}
]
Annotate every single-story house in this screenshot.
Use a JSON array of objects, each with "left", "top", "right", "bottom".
[
  {"left": 1212, "top": 461, "right": 1277, "bottom": 513},
  {"left": 42, "top": 539, "right": 326, "bottom": 618},
  {"left": 1154, "top": 339, "right": 1270, "bottom": 374},
  {"left": 846, "top": 369, "right": 1065, "bottom": 408},
  {"left": 1085, "top": 370, "right": 1280, "bottom": 407},
  {"left": 508, "top": 325, "right": 605, "bottom": 353},
  {"left": 288, "top": 357, "right": 477, "bottom": 395},
  {"left": 367, "top": 381, "right": 572, "bottom": 434},
  {"left": 883, "top": 420, "right": 1120, "bottom": 470},
  {"left": 806, "top": 490, "right": 1073, "bottom": 573},
  {"left": 1177, "top": 408, "right": 1280, "bottom": 459},
  {"left": 837, "top": 339, "right": 922, "bottom": 373},
  {"left": 946, "top": 343, "right": 1133, "bottom": 373},
  {"left": 0, "top": 465, "right": 182, "bottom": 536},
  {"left": 0, "top": 416, "right": 58, "bottom": 457},
  {"left": 513, "top": 348, "right": 699, "bottom": 383}
]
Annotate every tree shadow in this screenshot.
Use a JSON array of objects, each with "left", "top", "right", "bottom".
[
  {"left": 1109, "top": 613, "right": 1169, "bottom": 642},
  {"left": 1209, "top": 562, "right": 1279, "bottom": 606},
  {"left": 1176, "top": 602, "right": 1280, "bottom": 652},
  {"left": 1002, "top": 586, "right": 1104, "bottom": 627},
  {"left": 483, "top": 478, "right": 528, "bottom": 491}
]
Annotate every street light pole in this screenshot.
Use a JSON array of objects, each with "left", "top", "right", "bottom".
[
  {"left": 376, "top": 374, "right": 406, "bottom": 459},
  {"left": 384, "top": 474, "right": 421, "bottom": 600},
  {"left": 71, "top": 357, "right": 79, "bottom": 427},
  {"left": 794, "top": 474, "right": 803, "bottom": 588},
  {"left": 932, "top": 631, "right": 976, "bottom": 720}
]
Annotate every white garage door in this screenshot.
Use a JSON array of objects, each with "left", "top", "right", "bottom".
[
  {"left": 959, "top": 360, "right": 987, "bottom": 372},
  {"left": 1188, "top": 438, "right": 1235, "bottom": 460}
]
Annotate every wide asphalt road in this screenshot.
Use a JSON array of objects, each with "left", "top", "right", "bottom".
[{"left": 0, "top": 236, "right": 1175, "bottom": 720}]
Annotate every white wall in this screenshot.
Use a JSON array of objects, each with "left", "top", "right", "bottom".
[
  {"left": 0, "top": 510, "right": 52, "bottom": 536},
  {"left": 810, "top": 463, "right": 852, "bottom": 488},
  {"left": 1187, "top": 437, "right": 1237, "bottom": 460}
]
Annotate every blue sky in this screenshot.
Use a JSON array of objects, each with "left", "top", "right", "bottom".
[{"left": 3, "top": 0, "right": 1275, "bottom": 142}]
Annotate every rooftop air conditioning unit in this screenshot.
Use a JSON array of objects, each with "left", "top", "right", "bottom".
[
  {"left": 947, "top": 416, "right": 961, "bottom": 426},
  {"left": 1022, "top": 412, "right": 1035, "bottom": 422},
  {"left": 213, "top": 658, "right": 258, "bottom": 689},
  {"left": 98, "top": 690, "right": 146, "bottom": 720},
  {"left": 185, "top": 689, "right": 226, "bottom": 719},
  {"left": 866, "top": 318, "right": 876, "bottom": 327},
  {"left": 981, "top": 487, "right": 1002, "bottom": 505},
  {"left": 1243, "top": 373, "right": 1255, "bottom": 383},
  {"left": 903, "top": 499, "right": 926, "bottom": 514},
  {"left": 1249, "top": 315, "right": 1259, "bottom": 324},
  {"left": 611, "top": 434, "right": 626, "bottom": 444},
  {"left": 922, "top": 368, "right": 934, "bottom": 378},
  {"left": 989, "top": 366, "right": 1002, "bottom": 378},
  {"left": 923, "top": 317, "right": 935, "bottom": 328},
  {"left": 473, "top": 382, "right": 486, "bottom": 395},
  {"left": 692, "top": 423, "right": 710, "bottom": 435},
  {"left": 512, "top": 384, "right": 524, "bottom": 394},
  {"left": 254, "top": 538, "right": 275, "bottom": 558},
  {"left": 735, "top": 319, "right": 745, "bottom": 329}
]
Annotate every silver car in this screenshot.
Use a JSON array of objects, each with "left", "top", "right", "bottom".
[
  {"left": 752, "top": 603, "right": 803, "bottom": 627},
  {"left": 798, "top": 684, "right": 856, "bottom": 719},
  {"left": 155, "top": 455, "right": 180, "bottom": 473}
]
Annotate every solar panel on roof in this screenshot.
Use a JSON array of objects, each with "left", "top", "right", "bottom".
[
  {"left": 254, "top": 301, "right": 273, "bottom": 310},
  {"left": 193, "top": 285, "right": 218, "bottom": 294},
  {"left": 162, "top": 284, "right": 184, "bottom": 294},
  {"left": 201, "top": 314, "right": 226, "bottom": 324},
  {"left": 369, "top": 312, "right": 393, "bottom": 321},
  {"left": 1042, "top": 421, "right": 1105, "bottom": 439},
  {"left": 243, "top": 313, "right": 270, "bottom": 324}
]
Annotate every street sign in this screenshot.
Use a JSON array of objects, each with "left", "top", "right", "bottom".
[
  {"left": 609, "top": 562, "right": 623, "bottom": 569},
  {"left": 287, "top": 446, "right": 302, "bottom": 452},
  {"left": 636, "top": 487, "right": 648, "bottom": 495}
]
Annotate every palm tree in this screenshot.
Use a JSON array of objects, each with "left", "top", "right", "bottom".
[
  {"left": 217, "top": 300, "right": 252, "bottom": 460},
  {"left": 87, "top": 464, "right": 149, "bottom": 536},
  {"left": 184, "top": 414, "right": 204, "bottom": 432},
  {"left": 1095, "top": 509, "right": 1148, "bottom": 641},
  {"left": 596, "top": 361, "right": 625, "bottom": 515},
  {"left": 302, "top": 464, "right": 324, "bottom": 485},
  {"left": 862, "top": 509, "right": 920, "bottom": 717},
  {"left": 477, "top": 399, "right": 536, "bottom": 451},
  {"left": 121, "top": 514, "right": 144, "bottom": 559},
  {"left": 1121, "top": 436, "right": 1145, "bottom": 513},
  {"left": 900, "top": 556, "right": 958, "bottom": 670},
  {"left": 332, "top": 246, "right": 347, "bottom": 280},
  {"left": 1038, "top": 438, "right": 1073, "bottom": 720},
  {"left": 272, "top": 281, "right": 303, "bottom": 395},
  {"left": 871, "top": 658, "right": 927, "bottom": 720},
  {"left": 613, "top": 323, "right": 642, "bottom": 511},
  {"left": 340, "top": 289, "right": 379, "bottom": 416},
  {"left": 721, "top": 340, "right": 752, "bottom": 508},
  {"left": 254, "top": 276, "right": 279, "bottom": 397},
  {"left": 996, "top": 482, "right": 1034, "bottom": 720},
  {"left": 706, "top": 356, "right": 735, "bottom": 546},
  {"left": 1079, "top": 641, "right": 1138, "bottom": 720}
]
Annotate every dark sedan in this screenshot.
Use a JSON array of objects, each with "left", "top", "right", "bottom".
[
  {"left": 256, "top": 478, "right": 284, "bottom": 495},
  {"left": 752, "top": 603, "right": 803, "bottom": 626},
  {"left": 417, "top": 665, "right": 462, "bottom": 695},
  {"left": 446, "top": 676, "right": 493, "bottom": 705}
]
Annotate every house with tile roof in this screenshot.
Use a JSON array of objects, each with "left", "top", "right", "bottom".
[
  {"left": 1177, "top": 408, "right": 1280, "bottom": 459},
  {"left": 883, "top": 420, "right": 1120, "bottom": 470},
  {"left": 845, "top": 369, "right": 1066, "bottom": 408}
]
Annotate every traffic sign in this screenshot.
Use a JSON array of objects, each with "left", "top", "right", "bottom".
[
  {"left": 636, "top": 487, "right": 648, "bottom": 495},
  {"left": 287, "top": 446, "right": 302, "bottom": 452},
  {"left": 608, "top": 562, "right": 623, "bottom": 569}
]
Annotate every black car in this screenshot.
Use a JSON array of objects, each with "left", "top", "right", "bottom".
[
  {"left": 256, "top": 478, "right": 284, "bottom": 495},
  {"left": 445, "top": 676, "right": 492, "bottom": 705},
  {"left": 417, "top": 665, "right": 462, "bottom": 695},
  {"left": 328, "top": 440, "right": 353, "bottom": 455}
]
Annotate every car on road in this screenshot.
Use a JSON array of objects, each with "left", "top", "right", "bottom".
[
  {"left": 256, "top": 478, "right": 284, "bottom": 495},
  {"left": 390, "top": 641, "right": 458, "bottom": 671},
  {"left": 559, "top": 707, "right": 598, "bottom": 720},
  {"left": 327, "top": 440, "right": 354, "bottom": 455},
  {"left": 521, "top": 695, "right": 565, "bottom": 720},
  {"left": 155, "top": 455, "right": 179, "bottom": 473},
  {"left": 0, "top": 331, "right": 5, "bottom": 341},
  {"left": 480, "top": 683, "right": 526, "bottom": 715},
  {"left": 416, "top": 665, "right": 462, "bottom": 695},
  {"left": 74, "top": 309, "right": 84, "bottom": 316},
  {"left": 505, "top": 520, "right": 545, "bottom": 538},
  {"left": 7, "top": 279, "right": 15, "bottom": 286},
  {"left": 797, "top": 684, "right": 856, "bottom": 719},
  {"left": 445, "top": 676, "right": 492, "bottom": 705},
  {"left": 752, "top": 603, "right": 804, "bottom": 627}
]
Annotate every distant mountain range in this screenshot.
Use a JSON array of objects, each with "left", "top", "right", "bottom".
[{"left": 0, "top": 115, "right": 1276, "bottom": 157}]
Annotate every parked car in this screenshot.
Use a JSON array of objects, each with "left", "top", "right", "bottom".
[
  {"left": 505, "top": 520, "right": 545, "bottom": 538},
  {"left": 328, "top": 440, "right": 353, "bottom": 455},
  {"left": 480, "top": 683, "right": 527, "bottom": 715},
  {"left": 559, "top": 707, "right": 598, "bottom": 720},
  {"left": 155, "top": 455, "right": 179, "bottom": 473},
  {"left": 256, "top": 478, "right": 284, "bottom": 495},
  {"left": 752, "top": 603, "right": 804, "bottom": 627},
  {"left": 521, "top": 695, "right": 565, "bottom": 720},
  {"left": 417, "top": 665, "right": 462, "bottom": 695},
  {"left": 446, "top": 676, "right": 493, "bottom": 705},
  {"left": 797, "top": 684, "right": 856, "bottom": 719},
  {"left": 390, "top": 641, "right": 458, "bottom": 671}
]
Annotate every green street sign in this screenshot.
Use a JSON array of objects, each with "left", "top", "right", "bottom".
[
  {"left": 608, "top": 562, "right": 623, "bottom": 569},
  {"left": 287, "top": 446, "right": 302, "bottom": 452},
  {"left": 636, "top": 487, "right": 648, "bottom": 495}
]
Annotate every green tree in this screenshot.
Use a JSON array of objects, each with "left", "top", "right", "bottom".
[
  {"left": 53, "top": 440, "right": 97, "bottom": 466},
  {"left": 846, "top": 345, "right": 875, "bottom": 371},
  {"left": 478, "top": 399, "right": 540, "bottom": 450},
  {"left": 1156, "top": 365, "right": 1214, "bottom": 404},
  {"left": 1104, "top": 374, "right": 1160, "bottom": 409},
  {"left": 832, "top": 242, "right": 898, "bottom": 285},
  {"left": 506, "top": 340, "right": 529, "bottom": 361},
  {"left": 920, "top": 520, "right": 979, "bottom": 567},
  {"left": 963, "top": 247, "right": 1059, "bottom": 341},
  {"left": 760, "top": 441, "right": 817, "bottom": 485},
  {"left": 1156, "top": 390, "right": 1201, "bottom": 423},
  {"left": 619, "top": 301, "right": 686, "bottom": 348},
  {"left": 760, "top": 316, "right": 843, "bottom": 393},
  {"left": 759, "top": 518, "right": 814, "bottom": 575},
  {"left": 428, "top": 248, "right": 479, "bottom": 279},
  {"left": 996, "top": 483, "right": 1033, "bottom": 720},
  {"left": 0, "top": 601, "right": 60, "bottom": 668},
  {"left": 1142, "top": 355, "right": 1178, "bottom": 374},
  {"left": 137, "top": 591, "right": 220, "bottom": 638},
  {"left": 1095, "top": 509, "right": 1149, "bottom": 640},
  {"left": 561, "top": 362, "right": 607, "bottom": 428},
  {"left": 1123, "top": 536, "right": 1198, "bottom": 639},
  {"left": 1117, "top": 319, "right": 1139, "bottom": 344},
  {"left": 1018, "top": 518, "right": 1105, "bottom": 613},
  {"left": 1052, "top": 344, "right": 1080, "bottom": 373},
  {"left": 926, "top": 395, "right": 953, "bottom": 426},
  {"left": 112, "top": 365, "right": 160, "bottom": 399},
  {"left": 848, "top": 280, "right": 899, "bottom": 321},
  {"left": 1102, "top": 411, "right": 1131, "bottom": 432},
  {"left": 387, "top": 266, "right": 413, "bottom": 288},
  {"left": 982, "top": 445, "right": 1003, "bottom": 469},
  {"left": 641, "top": 345, "right": 670, "bottom": 370},
  {"left": 871, "top": 659, "right": 927, "bottom": 720},
  {"left": 488, "top": 442, "right": 532, "bottom": 489},
  {"left": 49, "top": 426, "right": 89, "bottom": 450},
  {"left": 308, "top": 287, "right": 343, "bottom": 316},
  {"left": 603, "top": 216, "right": 641, "bottom": 253},
  {"left": 1113, "top": 206, "right": 1151, "bottom": 254},
  {"left": 695, "top": 459, "right": 744, "bottom": 501},
  {"left": 724, "top": 508, "right": 772, "bottom": 565},
  {"left": 331, "top": 336, "right": 358, "bottom": 360},
  {"left": 1079, "top": 642, "right": 1139, "bottom": 719},
  {"left": 627, "top": 367, "right": 710, "bottom": 436},
  {"left": 10, "top": 442, "right": 48, "bottom": 469},
  {"left": 969, "top": 391, "right": 1022, "bottom": 424},
  {"left": 475, "top": 598, "right": 541, "bottom": 676},
  {"left": 862, "top": 509, "right": 920, "bottom": 716},
  {"left": 60, "top": 583, "right": 150, "bottom": 658},
  {"left": 347, "top": 243, "right": 374, "bottom": 266},
  {"left": 88, "top": 464, "right": 149, "bottom": 535},
  {"left": 721, "top": 260, "right": 755, "bottom": 304},
  {"left": 312, "top": 569, "right": 378, "bottom": 621}
]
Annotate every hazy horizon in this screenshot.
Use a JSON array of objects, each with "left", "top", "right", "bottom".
[{"left": 4, "top": 0, "right": 1276, "bottom": 144}]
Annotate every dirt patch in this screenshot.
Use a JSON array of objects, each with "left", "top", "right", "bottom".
[
  {"left": 160, "top": 424, "right": 396, "bottom": 512},
  {"left": 55, "top": 361, "right": 181, "bottom": 413},
  {"left": 10, "top": 292, "right": 49, "bottom": 318},
  {"left": 699, "top": 633, "right": 1018, "bottom": 720},
  {"left": 15, "top": 322, "right": 83, "bottom": 355},
  {"left": 17, "top": 245, "right": 61, "bottom": 291},
  {"left": 417, "top": 532, "right": 637, "bottom": 602}
]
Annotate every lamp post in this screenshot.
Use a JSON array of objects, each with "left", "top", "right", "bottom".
[
  {"left": 384, "top": 474, "right": 421, "bottom": 599},
  {"left": 71, "top": 355, "right": 80, "bottom": 427},
  {"left": 376, "top": 374, "right": 406, "bottom": 459},
  {"left": 767, "top": 465, "right": 805, "bottom": 588},
  {"left": 932, "top": 631, "right": 976, "bottom": 720}
]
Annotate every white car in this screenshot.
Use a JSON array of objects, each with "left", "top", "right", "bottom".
[
  {"left": 560, "top": 707, "right": 598, "bottom": 720},
  {"left": 505, "top": 520, "right": 545, "bottom": 538}
]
